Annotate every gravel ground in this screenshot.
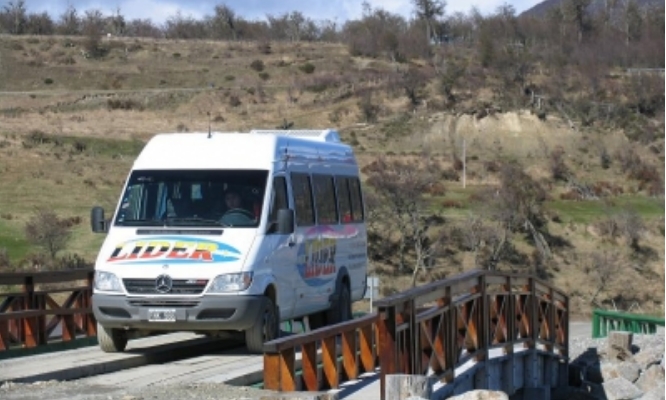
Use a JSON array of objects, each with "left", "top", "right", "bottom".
[
  {"left": 0, "top": 381, "right": 286, "bottom": 400},
  {"left": 1, "top": 333, "right": 663, "bottom": 400}
]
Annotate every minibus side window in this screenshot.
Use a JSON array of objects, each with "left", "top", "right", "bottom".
[
  {"left": 312, "top": 174, "right": 338, "bottom": 225},
  {"left": 291, "top": 173, "right": 315, "bottom": 227},
  {"left": 267, "top": 176, "right": 288, "bottom": 233},
  {"left": 336, "top": 177, "right": 353, "bottom": 224},
  {"left": 349, "top": 178, "right": 365, "bottom": 222}
]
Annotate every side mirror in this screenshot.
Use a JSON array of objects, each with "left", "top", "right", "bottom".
[
  {"left": 91, "top": 206, "right": 108, "bottom": 233},
  {"left": 276, "top": 209, "right": 294, "bottom": 235}
]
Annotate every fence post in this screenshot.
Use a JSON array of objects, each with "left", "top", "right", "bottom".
[
  {"left": 378, "top": 305, "right": 397, "bottom": 400},
  {"left": 21, "top": 276, "right": 37, "bottom": 348},
  {"left": 86, "top": 271, "right": 97, "bottom": 336}
]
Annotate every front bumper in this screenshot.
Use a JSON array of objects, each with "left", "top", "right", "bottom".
[{"left": 93, "top": 293, "right": 264, "bottom": 332}]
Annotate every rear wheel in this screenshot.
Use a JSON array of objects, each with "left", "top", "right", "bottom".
[
  {"left": 245, "top": 296, "right": 279, "bottom": 354},
  {"left": 326, "top": 283, "right": 352, "bottom": 325},
  {"left": 97, "top": 322, "right": 128, "bottom": 353}
]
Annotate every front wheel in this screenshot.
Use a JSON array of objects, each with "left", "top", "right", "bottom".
[
  {"left": 245, "top": 297, "right": 279, "bottom": 354},
  {"left": 326, "top": 283, "right": 352, "bottom": 325},
  {"left": 97, "top": 322, "right": 128, "bottom": 353}
]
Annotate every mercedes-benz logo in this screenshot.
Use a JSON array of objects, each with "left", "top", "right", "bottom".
[{"left": 155, "top": 274, "right": 173, "bottom": 293}]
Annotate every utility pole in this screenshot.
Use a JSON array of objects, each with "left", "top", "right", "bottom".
[{"left": 462, "top": 139, "right": 466, "bottom": 189}]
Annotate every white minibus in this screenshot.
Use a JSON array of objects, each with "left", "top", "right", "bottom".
[{"left": 90, "top": 129, "right": 368, "bottom": 353}]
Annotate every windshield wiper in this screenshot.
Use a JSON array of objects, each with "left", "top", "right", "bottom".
[
  {"left": 118, "top": 219, "right": 165, "bottom": 226},
  {"left": 165, "top": 217, "right": 227, "bottom": 227}
]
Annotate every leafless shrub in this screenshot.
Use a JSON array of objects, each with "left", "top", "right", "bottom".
[
  {"left": 583, "top": 251, "right": 622, "bottom": 308},
  {"left": 549, "top": 146, "right": 571, "bottom": 182},
  {"left": 24, "top": 208, "right": 73, "bottom": 259},
  {"left": 363, "top": 154, "right": 447, "bottom": 286},
  {"left": 618, "top": 208, "right": 645, "bottom": 251}
]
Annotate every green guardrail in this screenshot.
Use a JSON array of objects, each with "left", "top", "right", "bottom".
[{"left": 592, "top": 309, "right": 665, "bottom": 338}]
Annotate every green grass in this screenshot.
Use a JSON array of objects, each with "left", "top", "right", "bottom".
[
  {"left": 23, "top": 133, "right": 146, "bottom": 158},
  {"left": 547, "top": 195, "right": 664, "bottom": 224},
  {"left": 0, "top": 219, "right": 30, "bottom": 262}
]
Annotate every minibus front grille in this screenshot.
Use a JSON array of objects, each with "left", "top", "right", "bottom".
[
  {"left": 123, "top": 279, "right": 208, "bottom": 295},
  {"left": 127, "top": 299, "right": 201, "bottom": 308}
]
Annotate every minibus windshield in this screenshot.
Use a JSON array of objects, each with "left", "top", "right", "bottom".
[{"left": 114, "top": 169, "right": 268, "bottom": 228}]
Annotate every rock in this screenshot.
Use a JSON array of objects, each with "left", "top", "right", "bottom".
[
  {"left": 608, "top": 332, "right": 633, "bottom": 361},
  {"left": 636, "top": 364, "right": 665, "bottom": 392},
  {"left": 602, "top": 377, "right": 643, "bottom": 400},
  {"left": 639, "top": 381, "right": 665, "bottom": 400},
  {"left": 448, "top": 390, "right": 509, "bottom": 400},
  {"left": 633, "top": 346, "right": 664, "bottom": 369},
  {"left": 615, "top": 361, "right": 641, "bottom": 383}
]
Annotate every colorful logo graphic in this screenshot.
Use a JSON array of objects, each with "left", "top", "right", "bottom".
[
  {"left": 107, "top": 236, "right": 241, "bottom": 264},
  {"left": 296, "top": 226, "right": 359, "bottom": 286}
]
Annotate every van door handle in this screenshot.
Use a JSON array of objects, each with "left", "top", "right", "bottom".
[{"left": 287, "top": 235, "right": 296, "bottom": 247}]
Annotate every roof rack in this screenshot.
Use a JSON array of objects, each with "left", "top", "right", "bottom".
[{"left": 249, "top": 129, "right": 341, "bottom": 143}]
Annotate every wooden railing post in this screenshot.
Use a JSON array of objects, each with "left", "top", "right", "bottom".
[
  {"left": 21, "top": 276, "right": 37, "bottom": 348},
  {"left": 86, "top": 271, "right": 97, "bottom": 336},
  {"left": 378, "top": 305, "right": 397, "bottom": 400}
]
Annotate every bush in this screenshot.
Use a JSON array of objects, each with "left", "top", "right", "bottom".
[
  {"left": 258, "top": 72, "right": 270, "bottom": 81},
  {"left": 250, "top": 60, "right": 264, "bottom": 72},
  {"left": 299, "top": 62, "right": 315, "bottom": 74},
  {"left": 24, "top": 209, "right": 72, "bottom": 259},
  {"left": 44, "top": 78, "right": 54, "bottom": 85},
  {"left": 229, "top": 95, "right": 241, "bottom": 107},
  {"left": 107, "top": 99, "right": 144, "bottom": 111}
]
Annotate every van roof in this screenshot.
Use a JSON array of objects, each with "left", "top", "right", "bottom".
[{"left": 132, "top": 131, "right": 356, "bottom": 170}]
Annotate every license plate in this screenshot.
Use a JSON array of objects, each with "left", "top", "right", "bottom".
[{"left": 148, "top": 308, "right": 176, "bottom": 322}]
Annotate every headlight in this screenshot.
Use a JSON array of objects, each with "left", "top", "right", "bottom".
[
  {"left": 94, "top": 270, "right": 123, "bottom": 292},
  {"left": 207, "top": 272, "right": 253, "bottom": 293}
]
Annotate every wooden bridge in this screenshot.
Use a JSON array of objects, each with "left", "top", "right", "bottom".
[{"left": 0, "top": 269, "right": 569, "bottom": 399}]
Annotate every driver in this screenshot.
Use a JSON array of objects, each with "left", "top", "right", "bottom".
[
  {"left": 224, "top": 191, "right": 243, "bottom": 211},
  {"left": 220, "top": 190, "right": 255, "bottom": 225}
]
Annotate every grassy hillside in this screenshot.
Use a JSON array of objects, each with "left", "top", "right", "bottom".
[{"left": 0, "top": 34, "right": 663, "bottom": 316}]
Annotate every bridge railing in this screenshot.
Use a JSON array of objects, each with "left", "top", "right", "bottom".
[
  {"left": 592, "top": 309, "right": 665, "bottom": 338},
  {"left": 263, "top": 312, "right": 379, "bottom": 391},
  {"left": 263, "top": 269, "right": 569, "bottom": 399},
  {"left": 0, "top": 269, "right": 96, "bottom": 351}
]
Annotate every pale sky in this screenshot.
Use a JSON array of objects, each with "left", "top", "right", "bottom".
[{"left": 19, "top": 0, "right": 541, "bottom": 25}]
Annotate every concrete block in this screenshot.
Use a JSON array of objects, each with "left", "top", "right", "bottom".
[{"left": 608, "top": 331, "right": 633, "bottom": 361}]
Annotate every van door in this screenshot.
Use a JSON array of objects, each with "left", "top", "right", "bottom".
[
  {"left": 263, "top": 175, "right": 298, "bottom": 320},
  {"left": 289, "top": 172, "right": 322, "bottom": 317}
]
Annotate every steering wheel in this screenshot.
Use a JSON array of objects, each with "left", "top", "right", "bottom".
[{"left": 220, "top": 208, "right": 255, "bottom": 225}]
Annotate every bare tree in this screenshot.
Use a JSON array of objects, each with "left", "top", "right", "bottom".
[
  {"left": 363, "top": 154, "right": 446, "bottom": 286},
  {"left": 488, "top": 162, "right": 551, "bottom": 261},
  {"left": 458, "top": 216, "right": 509, "bottom": 271},
  {"left": 82, "top": 9, "right": 106, "bottom": 58},
  {"left": 24, "top": 12, "right": 54, "bottom": 35},
  {"left": 1, "top": 0, "right": 27, "bottom": 34},
  {"left": 619, "top": 208, "right": 645, "bottom": 251},
  {"left": 412, "top": 0, "right": 445, "bottom": 44},
  {"left": 210, "top": 4, "right": 237, "bottom": 40},
  {"left": 623, "top": 0, "right": 643, "bottom": 44},
  {"left": 584, "top": 251, "right": 621, "bottom": 307},
  {"left": 24, "top": 209, "right": 72, "bottom": 260},
  {"left": 564, "top": 0, "right": 592, "bottom": 43},
  {"left": 57, "top": 4, "right": 80, "bottom": 35}
]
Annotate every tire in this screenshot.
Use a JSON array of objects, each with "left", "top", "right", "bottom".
[
  {"left": 326, "top": 283, "right": 352, "bottom": 325},
  {"left": 245, "top": 296, "right": 279, "bottom": 354},
  {"left": 97, "top": 322, "right": 128, "bottom": 353}
]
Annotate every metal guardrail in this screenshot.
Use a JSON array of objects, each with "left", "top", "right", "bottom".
[
  {"left": 262, "top": 269, "right": 569, "bottom": 399},
  {"left": 0, "top": 269, "right": 96, "bottom": 350},
  {"left": 591, "top": 309, "right": 665, "bottom": 338}
]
